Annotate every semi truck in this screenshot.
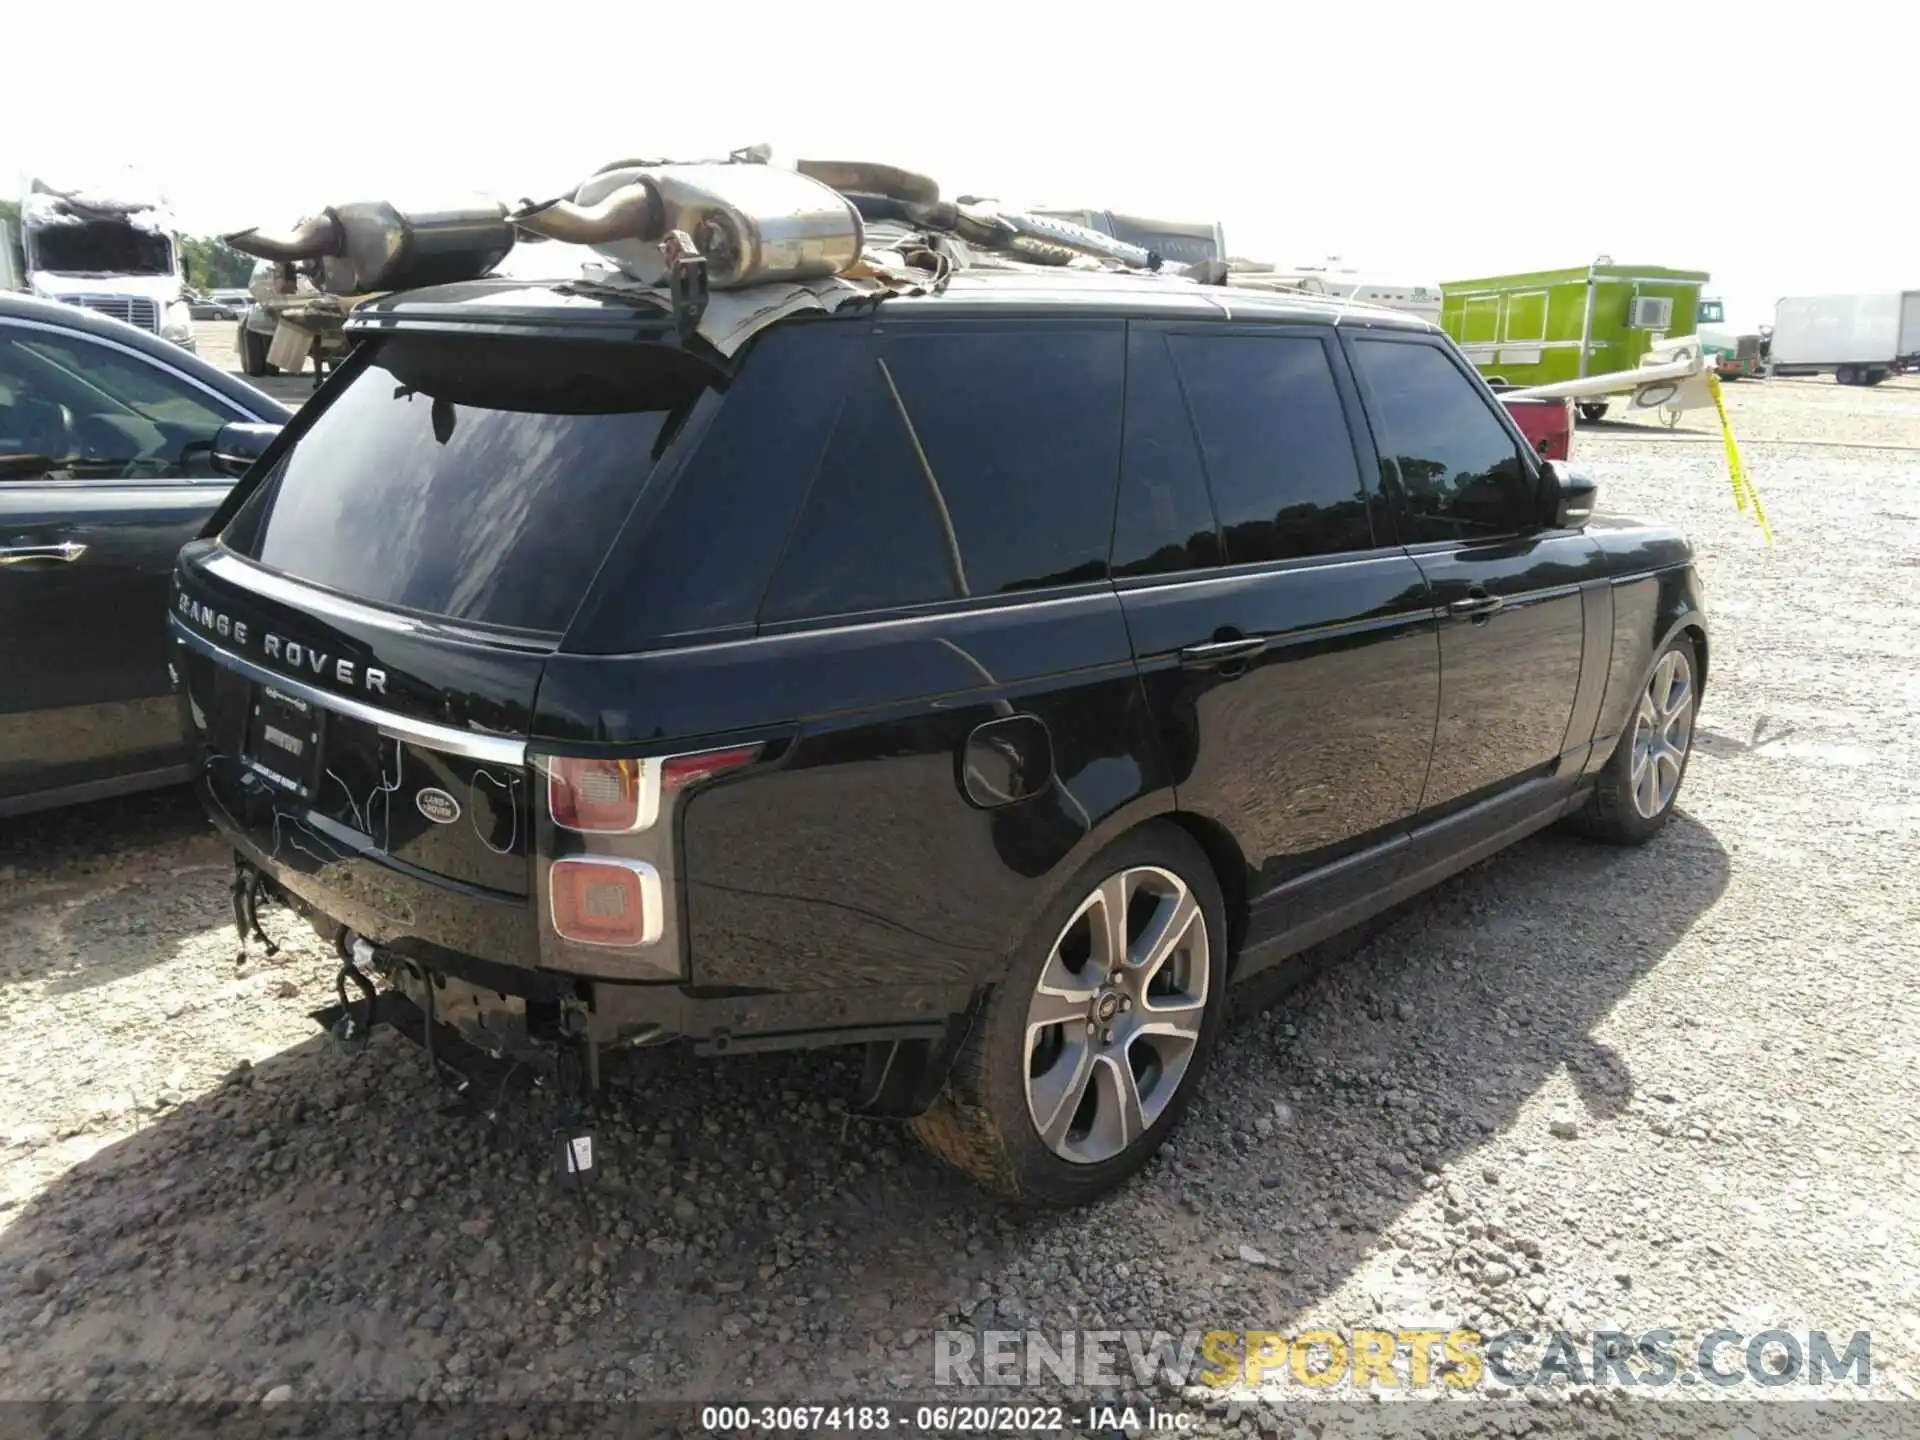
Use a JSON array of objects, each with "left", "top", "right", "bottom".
[
  {"left": 1439, "top": 259, "right": 1710, "bottom": 422},
  {"left": 1768, "top": 291, "right": 1920, "bottom": 386},
  {"left": 0, "top": 173, "right": 197, "bottom": 350},
  {"left": 1696, "top": 297, "right": 1764, "bottom": 380}
]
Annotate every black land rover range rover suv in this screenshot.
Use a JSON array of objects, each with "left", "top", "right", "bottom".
[{"left": 170, "top": 270, "right": 1707, "bottom": 1206}]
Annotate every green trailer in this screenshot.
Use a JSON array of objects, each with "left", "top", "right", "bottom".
[{"left": 1440, "top": 260, "right": 1710, "bottom": 421}]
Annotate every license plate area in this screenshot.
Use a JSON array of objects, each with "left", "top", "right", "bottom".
[{"left": 243, "top": 683, "right": 325, "bottom": 801}]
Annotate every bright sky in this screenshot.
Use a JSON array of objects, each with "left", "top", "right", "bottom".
[{"left": 9, "top": 3, "right": 1913, "bottom": 331}]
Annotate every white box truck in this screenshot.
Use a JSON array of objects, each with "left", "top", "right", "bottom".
[{"left": 1769, "top": 291, "right": 1920, "bottom": 386}]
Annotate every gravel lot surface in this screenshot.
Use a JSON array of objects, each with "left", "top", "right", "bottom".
[{"left": 1, "top": 363, "right": 1917, "bottom": 1436}]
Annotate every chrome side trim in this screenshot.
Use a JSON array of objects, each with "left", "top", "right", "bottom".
[{"left": 168, "top": 615, "right": 528, "bottom": 766}]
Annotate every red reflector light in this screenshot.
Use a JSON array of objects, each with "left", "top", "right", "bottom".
[
  {"left": 549, "top": 858, "right": 662, "bottom": 947},
  {"left": 660, "top": 744, "right": 762, "bottom": 794},
  {"left": 547, "top": 757, "right": 659, "bottom": 833}
]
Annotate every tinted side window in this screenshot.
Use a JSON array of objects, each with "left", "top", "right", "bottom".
[
  {"left": 761, "top": 326, "right": 1123, "bottom": 623},
  {"left": 1165, "top": 332, "right": 1373, "bottom": 564},
  {"left": 1112, "top": 327, "right": 1222, "bottom": 579},
  {"left": 1350, "top": 339, "right": 1536, "bottom": 542},
  {"left": 564, "top": 323, "right": 868, "bottom": 651},
  {"left": 0, "top": 329, "right": 237, "bottom": 482}
]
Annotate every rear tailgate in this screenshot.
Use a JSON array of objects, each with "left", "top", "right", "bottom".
[
  {"left": 173, "top": 545, "right": 543, "bottom": 899},
  {"left": 172, "top": 326, "right": 721, "bottom": 964}
]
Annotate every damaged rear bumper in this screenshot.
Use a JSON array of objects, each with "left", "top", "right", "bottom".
[{"left": 228, "top": 845, "right": 979, "bottom": 1117}]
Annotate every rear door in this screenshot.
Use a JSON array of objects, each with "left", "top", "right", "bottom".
[
  {"left": 0, "top": 319, "right": 246, "bottom": 805},
  {"left": 1343, "top": 332, "right": 1602, "bottom": 828},
  {"left": 1112, "top": 321, "right": 1439, "bottom": 963}
]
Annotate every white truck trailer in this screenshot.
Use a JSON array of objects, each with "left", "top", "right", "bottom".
[{"left": 1768, "top": 291, "right": 1920, "bottom": 386}]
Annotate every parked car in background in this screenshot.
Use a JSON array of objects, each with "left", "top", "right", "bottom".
[
  {"left": 0, "top": 292, "right": 289, "bottom": 817},
  {"left": 173, "top": 263, "right": 1708, "bottom": 1206},
  {"left": 1491, "top": 386, "right": 1575, "bottom": 460},
  {"left": 186, "top": 290, "right": 240, "bottom": 321}
]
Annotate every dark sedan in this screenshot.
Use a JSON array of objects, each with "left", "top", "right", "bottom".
[{"left": 1, "top": 291, "right": 290, "bottom": 817}]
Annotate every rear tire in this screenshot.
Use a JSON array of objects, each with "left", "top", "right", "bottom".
[
  {"left": 1578, "top": 402, "right": 1609, "bottom": 423},
  {"left": 1836, "top": 364, "right": 1857, "bottom": 386},
  {"left": 910, "top": 823, "right": 1228, "bottom": 1206},
  {"left": 1571, "top": 633, "right": 1699, "bottom": 845}
]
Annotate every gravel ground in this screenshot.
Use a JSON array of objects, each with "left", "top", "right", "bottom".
[{"left": 1, "top": 372, "right": 1917, "bottom": 1436}]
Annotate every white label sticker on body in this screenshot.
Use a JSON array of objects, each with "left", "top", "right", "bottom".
[{"left": 570, "top": 1136, "right": 593, "bottom": 1172}]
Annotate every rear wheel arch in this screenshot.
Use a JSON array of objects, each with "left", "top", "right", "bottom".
[
  {"left": 1160, "top": 810, "right": 1249, "bottom": 968},
  {"left": 965, "top": 807, "right": 1239, "bottom": 1005},
  {"left": 1682, "top": 622, "right": 1708, "bottom": 692}
]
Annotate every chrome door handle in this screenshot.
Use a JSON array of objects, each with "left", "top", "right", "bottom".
[
  {"left": 1447, "top": 590, "right": 1503, "bottom": 617},
  {"left": 1178, "top": 635, "right": 1269, "bottom": 668},
  {"left": 0, "top": 541, "right": 87, "bottom": 565}
]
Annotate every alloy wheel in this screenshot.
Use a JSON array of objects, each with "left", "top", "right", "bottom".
[
  {"left": 1630, "top": 647, "right": 1695, "bottom": 819},
  {"left": 1022, "top": 865, "right": 1210, "bottom": 1165}
]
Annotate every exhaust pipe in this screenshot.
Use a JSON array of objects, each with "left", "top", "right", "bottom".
[
  {"left": 222, "top": 212, "right": 344, "bottom": 262},
  {"left": 511, "top": 182, "right": 664, "bottom": 246}
]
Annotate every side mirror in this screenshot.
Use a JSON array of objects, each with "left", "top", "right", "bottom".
[
  {"left": 212, "top": 421, "right": 283, "bottom": 478},
  {"left": 1542, "top": 459, "right": 1598, "bottom": 529}
]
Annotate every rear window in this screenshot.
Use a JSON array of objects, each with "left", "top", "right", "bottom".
[{"left": 227, "top": 335, "right": 713, "bottom": 634}]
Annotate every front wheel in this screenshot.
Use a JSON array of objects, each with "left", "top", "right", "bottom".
[
  {"left": 1571, "top": 635, "right": 1699, "bottom": 844},
  {"left": 910, "top": 824, "right": 1227, "bottom": 1206},
  {"left": 1578, "top": 402, "right": 1610, "bottom": 423}
]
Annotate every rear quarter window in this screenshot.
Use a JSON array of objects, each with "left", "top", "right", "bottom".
[{"left": 759, "top": 322, "right": 1125, "bottom": 624}]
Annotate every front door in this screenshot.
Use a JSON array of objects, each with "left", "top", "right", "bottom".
[
  {"left": 0, "top": 321, "right": 240, "bottom": 804},
  {"left": 1343, "top": 332, "right": 1600, "bottom": 821},
  {"left": 1112, "top": 323, "right": 1440, "bottom": 960}
]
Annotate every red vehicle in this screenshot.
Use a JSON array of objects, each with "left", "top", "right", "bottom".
[{"left": 1497, "top": 391, "right": 1573, "bottom": 461}]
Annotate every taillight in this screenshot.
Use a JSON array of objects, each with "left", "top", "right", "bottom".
[
  {"left": 547, "top": 757, "right": 660, "bottom": 834},
  {"left": 549, "top": 857, "right": 663, "bottom": 947},
  {"left": 661, "top": 745, "right": 762, "bottom": 794},
  {"left": 537, "top": 742, "right": 764, "bottom": 969}
]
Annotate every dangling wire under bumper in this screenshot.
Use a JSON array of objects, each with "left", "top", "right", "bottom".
[{"left": 230, "top": 856, "right": 280, "bottom": 966}]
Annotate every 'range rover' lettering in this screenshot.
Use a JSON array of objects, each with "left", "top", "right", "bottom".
[{"left": 175, "top": 593, "right": 386, "bottom": 694}]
